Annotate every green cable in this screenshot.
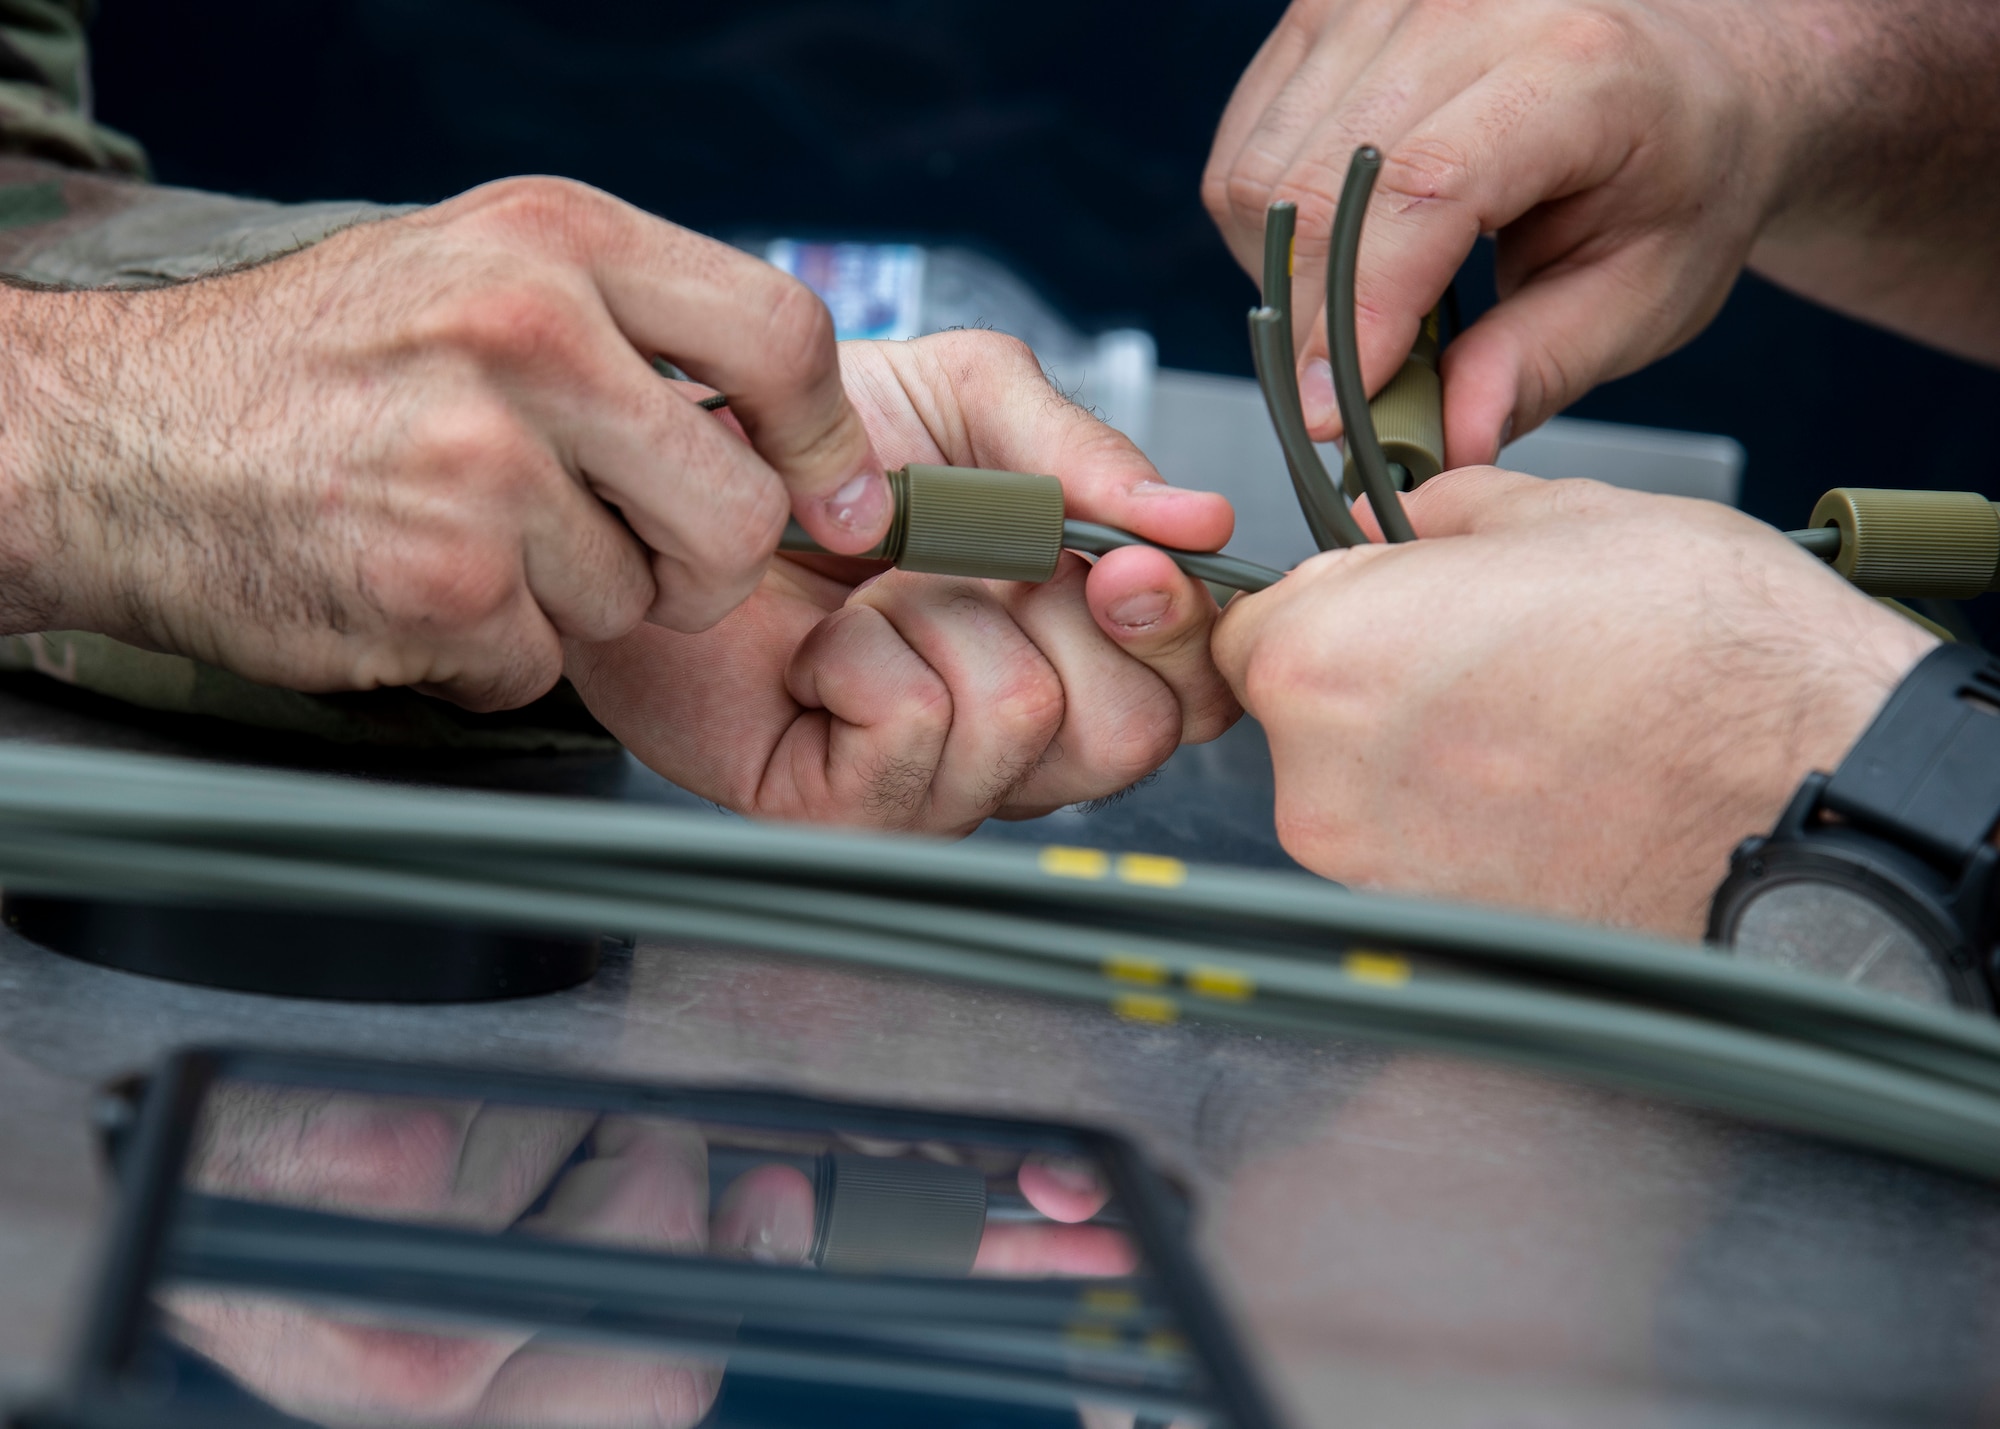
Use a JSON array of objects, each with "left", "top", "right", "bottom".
[
  {"left": 1328, "top": 147, "right": 1416, "bottom": 544},
  {"left": 1788, "top": 527, "right": 1841, "bottom": 558},
  {"left": 6, "top": 824, "right": 2000, "bottom": 1180},
  {"left": 9, "top": 736, "right": 2000, "bottom": 1088},
  {"left": 1252, "top": 205, "right": 1360, "bottom": 551},
  {"left": 775, "top": 518, "right": 1283, "bottom": 594},
  {"left": 1059, "top": 520, "right": 1281, "bottom": 593},
  {"left": 7, "top": 739, "right": 1996, "bottom": 1086},
  {"left": 8, "top": 744, "right": 2000, "bottom": 1181}
]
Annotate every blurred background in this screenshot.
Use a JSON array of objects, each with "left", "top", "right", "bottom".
[{"left": 90, "top": 0, "right": 2000, "bottom": 533}]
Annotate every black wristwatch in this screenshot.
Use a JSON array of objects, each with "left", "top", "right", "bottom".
[{"left": 1709, "top": 643, "right": 2000, "bottom": 1012}]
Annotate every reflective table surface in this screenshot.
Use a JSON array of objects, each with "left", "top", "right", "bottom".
[{"left": 3, "top": 393, "right": 1997, "bottom": 1426}]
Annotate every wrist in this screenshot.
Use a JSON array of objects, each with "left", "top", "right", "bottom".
[
  {"left": 1724, "top": 598, "right": 1938, "bottom": 855},
  {"left": 1655, "top": 587, "right": 1936, "bottom": 936}
]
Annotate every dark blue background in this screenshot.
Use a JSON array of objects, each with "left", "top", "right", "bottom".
[{"left": 90, "top": 0, "right": 2000, "bottom": 536}]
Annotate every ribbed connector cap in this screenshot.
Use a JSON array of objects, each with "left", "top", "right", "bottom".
[
  {"left": 864, "top": 464, "right": 1065, "bottom": 583},
  {"left": 1809, "top": 488, "right": 2000, "bottom": 598},
  {"left": 811, "top": 1152, "right": 988, "bottom": 1276},
  {"left": 1342, "top": 307, "right": 1444, "bottom": 495}
]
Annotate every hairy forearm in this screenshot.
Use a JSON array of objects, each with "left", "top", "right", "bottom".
[
  {"left": 1747, "top": 0, "right": 2000, "bottom": 363},
  {"left": 0, "top": 284, "right": 82, "bottom": 634},
  {"left": 0, "top": 280, "right": 193, "bottom": 645}
]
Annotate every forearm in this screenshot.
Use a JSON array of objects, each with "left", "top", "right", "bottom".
[
  {"left": 0, "top": 161, "right": 410, "bottom": 642},
  {"left": 0, "top": 281, "right": 135, "bottom": 638},
  {"left": 1748, "top": 0, "right": 2000, "bottom": 363}
]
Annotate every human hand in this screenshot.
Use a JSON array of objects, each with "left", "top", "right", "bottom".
[
  {"left": 171, "top": 1089, "right": 1133, "bottom": 1425},
  {"left": 173, "top": 1089, "right": 805, "bottom": 1427},
  {"left": 0, "top": 178, "right": 890, "bottom": 710},
  {"left": 1212, "top": 469, "right": 1937, "bottom": 937},
  {"left": 565, "top": 331, "right": 1242, "bottom": 835},
  {"left": 1204, "top": 0, "right": 1826, "bottom": 465}
]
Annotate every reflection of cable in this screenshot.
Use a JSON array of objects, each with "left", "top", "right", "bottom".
[
  {"left": 172, "top": 1193, "right": 1197, "bottom": 1420},
  {"left": 1328, "top": 148, "right": 1416, "bottom": 544},
  {"left": 8, "top": 744, "right": 2000, "bottom": 1183}
]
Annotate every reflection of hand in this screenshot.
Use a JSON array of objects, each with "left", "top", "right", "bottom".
[
  {"left": 1204, "top": 0, "right": 2000, "bottom": 463},
  {"left": 173, "top": 1091, "right": 803, "bottom": 1427},
  {"left": 0, "top": 178, "right": 887, "bottom": 708},
  {"left": 1213, "top": 470, "right": 1935, "bottom": 936},
  {"left": 981, "top": 1153, "right": 1136, "bottom": 1277},
  {"left": 567, "top": 331, "right": 1242, "bottom": 834},
  {"left": 172, "top": 1092, "right": 1134, "bottom": 1426}
]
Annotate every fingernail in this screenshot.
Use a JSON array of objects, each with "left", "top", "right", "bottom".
[
  {"left": 819, "top": 470, "right": 890, "bottom": 539},
  {"left": 714, "top": 1164, "right": 816, "bottom": 1265},
  {"left": 1030, "top": 1154, "right": 1100, "bottom": 1196},
  {"left": 1106, "top": 589, "right": 1171, "bottom": 630},
  {"left": 1300, "top": 358, "right": 1336, "bottom": 427},
  {"left": 1128, "top": 479, "right": 1203, "bottom": 499}
]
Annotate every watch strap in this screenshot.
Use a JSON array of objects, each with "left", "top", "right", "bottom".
[{"left": 1822, "top": 643, "right": 2000, "bottom": 869}]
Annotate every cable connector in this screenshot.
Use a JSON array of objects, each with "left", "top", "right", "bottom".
[
  {"left": 1793, "top": 489, "right": 2000, "bottom": 598},
  {"left": 780, "top": 464, "right": 1282, "bottom": 592}
]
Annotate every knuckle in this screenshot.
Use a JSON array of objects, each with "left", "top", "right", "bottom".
[
  {"left": 682, "top": 478, "right": 789, "bottom": 592},
  {"left": 292, "top": 1104, "right": 466, "bottom": 1210},
  {"left": 426, "top": 277, "right": 588, "bottom": 368},
  {"left": 1270, "top": 159, "right": 1343, "bottom": 240},
  {"left": 1541, "top": 475, "right": 1622, "bottom": 519},
  {"left": 327, "top": 1327, "right": 503, "bottom": 1410},
  {"left": 974, "top": 328, "right": 1038, "bottom": 373},
  {"left": 463, "top": 641, "right": 562, "bottom": 713},
  {"left": 1545, "top": 6, "right": 1641, "bottom": 68},
  {"left": 378, "top": 544, "right": 520, "bottom": 635},
  {"left": 988, "top": 649, "right": 1065, "bottom": 746},
  {"left": 753, "top": 275, "right": 839, "bottom": 388},
  {"left": 404, "top": 399, "right": 538, "bottom": 480},
  {"left": 1380, "top": 133, "right": 1477, "bottom": 209},
  {"left": 1225, "top": 162, "right": 1290, "bottom": 229},
  {"left": 901, "top": 663, "right": 955, "bottom": 738},
  {"left": 461, "top": 174, "right": 606, "bottom": 247},
  {"left": 1098, "top": 697, "right": 1181, "bottom": 781}
]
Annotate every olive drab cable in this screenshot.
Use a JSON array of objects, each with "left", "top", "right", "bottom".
[
  {"left": 1248, "top": 202, "right": 1365, "bottom": 551},
  {"left": 1327, "top": 147, "right": 1416, "bottom": 544},
  {"left": 8, "top": 743, "right": 2000, "bottom": 1182}
]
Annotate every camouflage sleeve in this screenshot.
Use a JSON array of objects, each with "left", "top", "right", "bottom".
[{"left": 0, "top": 0, "right": 144, "bottom": 177}]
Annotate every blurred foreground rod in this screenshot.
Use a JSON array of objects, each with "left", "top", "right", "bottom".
[{"left": 5, "top": 744, "right": 2000, "bottom": 1180}]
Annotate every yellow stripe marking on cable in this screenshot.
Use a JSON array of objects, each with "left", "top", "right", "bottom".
[
  {"left": 1065, "top": 1322, "right": 1121, "bottom": 1349},
  {"left": 1116, "top": 852, "right": 1187, "bottom": 888},
  {"left": 1146, "top": 1329, "right": 1190, "bottom": 1357},
  {"left": 1344, "top": 951, "right": 1412, "bottom": 986},
  {"left": 1288, "top": 236, "right": 1296, "bottom": 277},
  {"left": 1113, "top": 993, "right": 1179, "bottom": 1024},
  {"left": 1104, "top": 954, "right": 1168, "bottom": 986},
  {"left": 1187, "top": 964, "right": 1254, "bottom": 1001},
  {"left": 1081, "top": 1288, "right": 1140, "bottom": 1316},
  {"left": 1040, "top": 845, "right": 1109, "bottom": 880}
]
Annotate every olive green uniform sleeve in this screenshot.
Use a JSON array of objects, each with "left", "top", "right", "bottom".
[{"left": 0, "top": 0, "right": 143, "bottom": 176}]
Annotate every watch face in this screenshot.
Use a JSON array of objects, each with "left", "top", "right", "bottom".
[{"left": 1725, "top": 876, "right": 1957, "bottom": 1009}]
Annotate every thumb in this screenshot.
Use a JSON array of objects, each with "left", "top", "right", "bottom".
[{"left": 712, "top": 1163, "right": 817, "bottom": 1264}]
